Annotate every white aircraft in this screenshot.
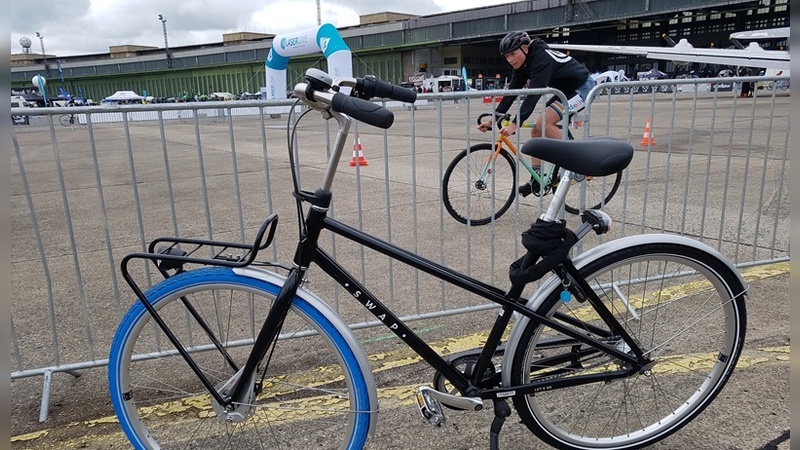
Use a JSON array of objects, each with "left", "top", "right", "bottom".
[
  {"left": 548, "top": 27, "right": 789, "bottom": 71},
  {"left": 591, "top": 69, "right": 630, "bottom": 84}
]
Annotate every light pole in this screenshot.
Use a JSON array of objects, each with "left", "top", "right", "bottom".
[
  {"left": 35, "top": 31, "right": 50, "bottom": 76},
  {"left": 158, "top": 14, "right": 172, "bottom": 68}
]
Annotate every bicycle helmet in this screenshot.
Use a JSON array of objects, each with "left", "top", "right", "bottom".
[{"left": 499, "top": 30, "right": 531, "bottom": 55}]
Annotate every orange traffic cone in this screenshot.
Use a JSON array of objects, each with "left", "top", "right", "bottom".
[
  {"left": 639, "top": 117, "right": 656, "bottom": 146},
  {"left": 350, "top": 134, "right": 369, "bottom": 166}
]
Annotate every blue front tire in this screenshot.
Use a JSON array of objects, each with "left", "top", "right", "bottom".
[{"left": 108, "top": 267, "right": 372, "bottom": 449}]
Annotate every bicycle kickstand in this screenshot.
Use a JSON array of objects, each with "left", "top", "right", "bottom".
[{"left": 489, "top": 398, "right": 511, "bottom": 450}]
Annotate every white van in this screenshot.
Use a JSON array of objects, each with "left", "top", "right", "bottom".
[
  {"left": 11, "top": 95, "right": 32, "bottom": 108},
  {"left": 422, "top": 75, "right": 464, "bottom": 93},
  {"left": 11, "top": 96, "right": 32, "bottom": 125}
]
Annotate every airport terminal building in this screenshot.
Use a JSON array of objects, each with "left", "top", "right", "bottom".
[{"left": 10, "top": 0, "right": 789, "bottom": 103}]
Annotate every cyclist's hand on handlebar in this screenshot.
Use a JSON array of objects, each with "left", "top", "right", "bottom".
[
  {"left": 477, "top": 122, "right": 492, "bottom": 133},
  {"left": 476, "top": 112, "right": 513, "bottom": 134},
  {"left": 499, "top": 122, "right": 517, "bottom": 137}
]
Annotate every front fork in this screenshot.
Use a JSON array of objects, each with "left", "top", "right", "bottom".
[{"left": 226, "top": 190, "right": 333, "bottom": 407}]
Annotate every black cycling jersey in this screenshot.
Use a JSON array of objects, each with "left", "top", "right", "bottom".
[{"left": 495, "top": 38, "right": 590, "bottom": 126}]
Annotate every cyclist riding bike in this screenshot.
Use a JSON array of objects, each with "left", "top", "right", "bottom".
[{"left": 477, "top": 30, "right": 596, "bottom": 197}]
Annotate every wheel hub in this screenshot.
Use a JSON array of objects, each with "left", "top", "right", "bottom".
[{"left": 210, "top": 370, "right": 257, "bottom": 423}]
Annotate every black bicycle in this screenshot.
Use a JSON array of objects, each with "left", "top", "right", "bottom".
[{"left": 108, "top": 69, "right": 748, "bottom": 450}]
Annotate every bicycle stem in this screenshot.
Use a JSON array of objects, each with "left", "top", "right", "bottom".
[
  {"left": 321, "top": 113, "right": 352, "bottom": 192},
  {"left": 292, "top": 84, "right": 353, "bottom": 192}
]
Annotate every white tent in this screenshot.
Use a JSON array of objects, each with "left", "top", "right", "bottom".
[
  {"left": 210, "top": 92, "right": 236, "bottom": 100},
  {"left": 102, "top": 90, "right": 145, "bottom": 102}
]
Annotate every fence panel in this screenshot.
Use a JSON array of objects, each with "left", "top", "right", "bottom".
[{"left": 10, "top": 77, "right": 789, "bottom": 423}]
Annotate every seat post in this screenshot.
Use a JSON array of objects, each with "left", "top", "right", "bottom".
[{"left": 540, "top": 169, "right": 573, "bottom": 222}]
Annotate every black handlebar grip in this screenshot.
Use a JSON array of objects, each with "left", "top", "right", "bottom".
[
  {"left": 331, "top": 93, "right": 394, "bottom": 129},
  {"left": 355, "top": 75, "right": 417, "bottom": 103}
]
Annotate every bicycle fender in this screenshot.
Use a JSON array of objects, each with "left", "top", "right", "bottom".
[
  {"left": 233, "top": 266, "right": 380, "bottom": 438},
  {"left": 500, "top": 233, "right": 746, "bottom": 388}
]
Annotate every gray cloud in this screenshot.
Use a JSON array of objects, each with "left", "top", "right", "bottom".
[{"left": 11, "top": 0, "right": 506, "bottom": 56}]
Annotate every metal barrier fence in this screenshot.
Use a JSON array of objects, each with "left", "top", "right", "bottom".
[{"left": 11, "top": 76, "right": 789, "bottom": 422}]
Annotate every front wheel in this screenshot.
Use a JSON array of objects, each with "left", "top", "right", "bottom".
[
  {"left": 442, "top": 143, "right": 517, "bottom": 225},
  {"left": 108, "top": 267, "right": 373, "bottom": 449},
  {"left": 510, "top": 243, "right": 747, "bottom": 449},
  {"left": 58, "top": 114, "right": 73, "bottom": 127},
  {"left": 562, "top": 169, "right": 622, "bottom": 214}
]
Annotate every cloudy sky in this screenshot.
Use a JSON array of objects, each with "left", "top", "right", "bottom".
[{"left": 11, "top": 0, "right": 517, "bottom": 57}]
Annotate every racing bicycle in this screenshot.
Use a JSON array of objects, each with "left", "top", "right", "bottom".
[
  {"left": 442, "top": 112, "right": 622, "bottom": 225},
  {"left": 108, "top": 69, "right": 747, "bottom": 450}
]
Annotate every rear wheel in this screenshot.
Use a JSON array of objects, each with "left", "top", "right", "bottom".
[
  {"left": 510, "top": 243, "right": 747, "bottom": 449},
  {"left": 442, "top": 143, "right": 517, "bottom": 225},
  {"left": 562, "top": 169, "right": 622, "bottom": 214},
  {"left": 59, "top": 114, "right": 73, "bottom": 127}
]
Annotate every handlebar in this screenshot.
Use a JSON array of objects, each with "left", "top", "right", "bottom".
[
  {"left": 477, "top": 112, "right": 511, "bottom": 129},
  {"left": 293, "top": 68, "right": 416, "bottom": 129},
  {"left": 352, "top": 75, "right": 418, "bottom": 103},
  {"left": 331, "top": 94, "right": 395, "bottom": 129}
]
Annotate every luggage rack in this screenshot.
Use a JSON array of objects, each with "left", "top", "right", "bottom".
[{"left": 121, "top": 214, "right": 280, "bottom": 302}]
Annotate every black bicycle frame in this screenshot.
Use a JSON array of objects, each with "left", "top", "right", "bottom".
[
  {"left": 226, "top": 191, "right": 645, "bottom": 404},
  {"left": 243, "top": 189, "right": 648, "bottom": 402}
]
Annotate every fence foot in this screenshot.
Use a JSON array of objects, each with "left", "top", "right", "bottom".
[
  {"left": 38, "top": 369, "right": 82, "bottom": 423},
  {"left": 39, "top": 370, "right": 52, "bottom": 423}
]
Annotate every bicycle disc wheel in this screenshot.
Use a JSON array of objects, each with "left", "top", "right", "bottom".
[
  {"left": 442, "top": 143, "right": 517, "bottom": 225},
  {"left": 109, "top": 267, "right": 373, "bottom": 450},
  {"left": 59, "top": 114, "right": 72, "bottom": 127},
  {"left": 562, "top": 170, "right": 622, "bottom": 215},
  {"left": 510, "top": 243, "right": 747, "bottom": 449}
]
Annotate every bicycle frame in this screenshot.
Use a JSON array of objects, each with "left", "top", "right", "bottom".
[
  {"left": 227, "top": 202, "right": 639, "bottom": 410},
  {"left": 481, "top": 134, "right": 557, "bottom": 189},
  {"left": 225, "top": 188, "right": 646, "bottom": 408}
]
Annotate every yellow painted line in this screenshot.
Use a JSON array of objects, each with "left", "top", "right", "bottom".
[
  {"left": 366, "top": 262, "right": 789, "bottom": 374},
  {"left": 11, "top": 344, "right": 790, "bottom": 446},
  {"left": 544, "top": 260, "right": 789, "bottom": 325},
  {"left": 12, "top": 344, "right": 789, "bottom": 447},
  {"left": 12, "top": 262, "right": 788, "bottom": 446},
  {"left": 12, "top": 430, "right": 48, "bottom": 442},
  {"left": 739, "top": 261, "right": 789, "bottom": 281}
]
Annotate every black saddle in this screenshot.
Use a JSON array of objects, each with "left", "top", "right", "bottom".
[{"left": 520, "top": 137, "right": 633, "bottom": 176}]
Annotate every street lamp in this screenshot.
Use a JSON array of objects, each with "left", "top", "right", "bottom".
[
  {"left": 157, "top": 14, "right": 172, "bottom": 68},
  {"left": 35, "top": 31, "right": 50, "bottom": 76}
]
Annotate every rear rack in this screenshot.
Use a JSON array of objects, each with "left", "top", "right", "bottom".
[
  {"left": 146, "top": 214, "right": 279, "bottom": 272},
  {"left": 120, "top": 214, "right": 280, "bottom": 306}
]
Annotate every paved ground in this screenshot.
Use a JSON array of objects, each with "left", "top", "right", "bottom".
[{"left": 11, "top": 90, "right": 790, "bottom": 449}]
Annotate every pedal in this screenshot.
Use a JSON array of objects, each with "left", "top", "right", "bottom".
[{"left": 415, "top": 386, "right": 446, "bottom": 426}]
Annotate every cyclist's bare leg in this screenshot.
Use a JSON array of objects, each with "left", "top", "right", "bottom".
[
  {"left": 519, "top": 104, "right": 568, "bottom": 196},
  {"left": 528, "top": 106, "right": 563, "bottom": 166},
  {"left": 528, "top": 116, "right": 543, "bottom": 167}
]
